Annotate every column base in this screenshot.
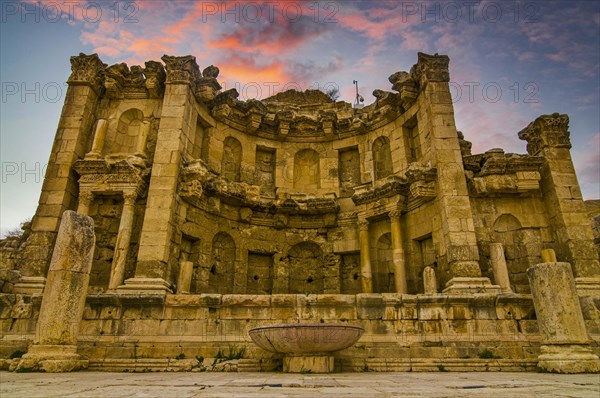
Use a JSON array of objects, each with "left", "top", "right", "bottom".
[
  {"left": 443, "top": 277, "right": 501, "bottom": 294},
  {"left": 283, "top": 355, "right": 334, "bottom": 373},
  {"left": 13, "top": 276, "right": 46, "bottom": 295},
  {"left": 116, "top": 278, "right": 172, "bottom": 295},
  {"left": 16, "top": 345, "right": 88, "bottom": 373},
  {"left": 575, "top": 277, "right": 600, "bottom": 296},
  {"left": 538, "top": 344, "right": 600, "bottom": 374}
]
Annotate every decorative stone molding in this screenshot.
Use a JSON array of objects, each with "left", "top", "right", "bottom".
[
  {"left": 518, "top": 113, "right": 571, "bottom": 156},
  {"left": 67, "top": 53, "right": 107, "bottom": 95}
]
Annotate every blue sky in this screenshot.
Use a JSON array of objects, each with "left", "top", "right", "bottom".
[{"left": 1, "top": 0, "right": 599, "bottom": 237}]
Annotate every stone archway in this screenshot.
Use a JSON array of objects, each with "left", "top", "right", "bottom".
[{"left": 208, "top": 232, "right": 236, "bottom": 294}]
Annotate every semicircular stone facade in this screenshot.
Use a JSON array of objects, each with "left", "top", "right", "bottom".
[{"left": 1, "top": 52, "right": 599, "bottom": 373}]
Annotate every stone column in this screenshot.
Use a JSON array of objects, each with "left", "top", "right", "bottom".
[
  {"left": 76, "top": 191, "right": 94, "bottom": 216},
  {"left": 358, "top": 219, "right": 373, "bottom": 293},
  {"left": 135, "top": 120, "right": 151, "bottom": 157},
  {"left": 490, "top": 243, "right": 512, "bottom": 293},
  {"left": 519, "top": 113, "right": 600, "bottom": 295},
  {"left": 109, "top": 191, "right": 137, "bottom": 290},
  {"left": 527, "top": 256, "right": 600, "bottom": 373},
  {"left": 177, "top": 260, "right": 194, "bottom": 294},
  {"left": 123, "top": 55, "right": 213, "bottom": 294},
  {"left": 413, "top": 53, "right": 498, "bottom": 294},
  {"left": 423, "top": 266, "right": 437, "bottom": 294},
  {"left": 14, "top": 54, "right": 105, "bottom": 295},
  {"left": 389, "top": 210, "right": 407, "bottom": 294},
  {"left": 17, "top": 211, "right": 95, "bottom": 372},
  {"left": 86, "top": 118, "right": 108, "bottom": 158}
]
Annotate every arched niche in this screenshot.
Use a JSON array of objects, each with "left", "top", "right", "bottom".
[
  {"left": 294, "top": 149, "right": 320, "bottom": 189},
  {"left": 221, "top": 136, "right": 242, "bottom": 182},
  {"left": 287, "top": 241, "right": 324, "bottom": 294},
  {"left": 104, "top": 108, "right": 144, "bottom": 155},
  {"left": 373, "top": 136, "right": 393, "bottom": 180},
  {"left": 374, "top": 232, "right": 395, "bottom": 293},
  {"left": 208, "top": 232, "right": 236, "bottom": 294},
  {"left": 491, "top": 213, "right": 541, "bottom": 293}
]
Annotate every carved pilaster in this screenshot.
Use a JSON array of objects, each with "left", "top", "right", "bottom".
[
  {"left": 67, "top": 53, "right": 107, "bottom": 96},
  {"left": 518, "top": 113, "right": 571, "bottom": 156}
]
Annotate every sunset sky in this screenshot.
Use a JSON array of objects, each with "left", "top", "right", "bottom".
[{"left": 1, "top": 0, "right": 599, "bottom": 237}]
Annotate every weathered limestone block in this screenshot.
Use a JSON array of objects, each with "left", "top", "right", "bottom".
[
  {"left": 176, "top": 261, "right": 193, "bottom": 294},
  {"left": 17, "top": 211, "right": 95, "bottom": 372},
  {"left": 527, "top": 259, "right": 600, "bottom": 373}
]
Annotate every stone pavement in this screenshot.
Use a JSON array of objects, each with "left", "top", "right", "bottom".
[{"left": 1, "top": 371, "right": 599, "bottom": 397}]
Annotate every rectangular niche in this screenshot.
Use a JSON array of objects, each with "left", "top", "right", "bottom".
[
  {"left": 247, "top": 252, "right": 273, "bottom": 294},
  {"left": 340, "top": 252, "right": 361, "bottom": 294},
  {"left": 180, "top": 234, "right": 202, "bottom": 293},
  {"left": 338, "top": 146, "right": 361, "bottom": 197},
  {"left": 403, "top": 116, "right": 421, "bottom": 163},
  {"left": 255, "top": 146, "right": 276, "bottom": 195},
  {"left": 88, "top": 194, "right": 124, "bottom": 292}
]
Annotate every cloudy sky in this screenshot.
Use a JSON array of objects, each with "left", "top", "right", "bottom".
[{"left": 1, "top": 0, "right": 599, "bottom": 236}]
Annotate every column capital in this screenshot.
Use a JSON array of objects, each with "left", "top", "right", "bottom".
[
  {"left": 388, "top": 209, "right": 402, "bottom": 219},
  {"left": 412, "top": 52, "right": 450, "bottom": 87},
  {"left": 518, "top": 113, "right": 571, "bottom": 156},
  {"left": 123, "top": 190, "right": 138, "bottom": 204},
  {"left": 67, "top": 53, "right": 107, "bottom": 96},
  {"left": 161, "top": 54, "right": 201, "bottom": 87},
  {"left": 357, "top": 220, "right": 369, "bottom": 231}
]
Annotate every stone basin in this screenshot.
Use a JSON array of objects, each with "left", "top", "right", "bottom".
[{"left": 248, "top": 323, "right": 364, "bottom": 372}]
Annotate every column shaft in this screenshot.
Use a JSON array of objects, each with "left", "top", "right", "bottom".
[
  {"left": 358, "top": 221, "right": 373, "bottom": 293},
  {"left": 390, "top": 211, "right": 407, "bottom": 294},
  {"left": 109, "top": 193, "right": 137, "bottom": 290},
  {"left": 89, "top": 119, "right": 108, "bottom": 156}
]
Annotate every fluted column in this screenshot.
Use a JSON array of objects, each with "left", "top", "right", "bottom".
[
  {"left": 389, "top": 210, "right": 407, "bottom": 294},
  {"left": 87, "top": 118, "right": 108, "bottom": 158},
  {"left": 76, "top": 191, "right": 94, "bottom": 216},
  {"left": 108, "top": 191, "right": 137, "bottom": 290},
  {"left": 358, "top": 219, "right": 373, "bottom": 293}
]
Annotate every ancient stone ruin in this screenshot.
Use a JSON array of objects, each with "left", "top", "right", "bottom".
[{"left": 1, "top": 52, "right": 599, "bottom": 373}]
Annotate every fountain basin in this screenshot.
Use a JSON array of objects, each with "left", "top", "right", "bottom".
[{"left": 248, "top": 323, "right": 364, "bottom": 372}]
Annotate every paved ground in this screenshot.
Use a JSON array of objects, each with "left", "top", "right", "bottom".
[{"left": 1, "top": 371, "right": 599, "bottom": 397}]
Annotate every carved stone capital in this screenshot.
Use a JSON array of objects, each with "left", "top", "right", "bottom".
[
  {"left": 161, "top": 54, "right": 201, "bottom": 87},
  {"left": 412, "top": 52, "right": 450, "bottom": 86},
  {"left": 388, "top": 209, "right": 401, "bottom": 219},
  {"left": 518, "top": 113, "right": 571, "bottom": 156},
  {"left": 68, "top": 53, "right": 107, "bottom": 96},
  {"left": 123, "top": 190, "right": 138, "bottom": 205},
  {"left": 357, "top": 220, "right": 369, "bottom": 231},
  {"left": 143, "top": 61, "right": 166, "bottom": 98}
]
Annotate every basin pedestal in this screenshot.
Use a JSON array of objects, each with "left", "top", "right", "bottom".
[{"left": 284, "top": 354, "right": 334, "bottom": 373}]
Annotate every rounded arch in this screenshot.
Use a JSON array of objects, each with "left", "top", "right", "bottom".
[
  {"left": 493, "top": 214, "right": 522, "bottom": 232},
  {"left": 372, "top": 136, "right": 393, "bottom": 180},
  {"left": 293, "top": 148, "right": 320, "bottom": 189},
  {"left": 222, "top": 136, "right": 242, "bottom": 181},
  {"left": 104, "top": 108, "right": 144, "bottom": 155},
  {"left": 209, "top": 232, "right": 236, "bottom": 294}
]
